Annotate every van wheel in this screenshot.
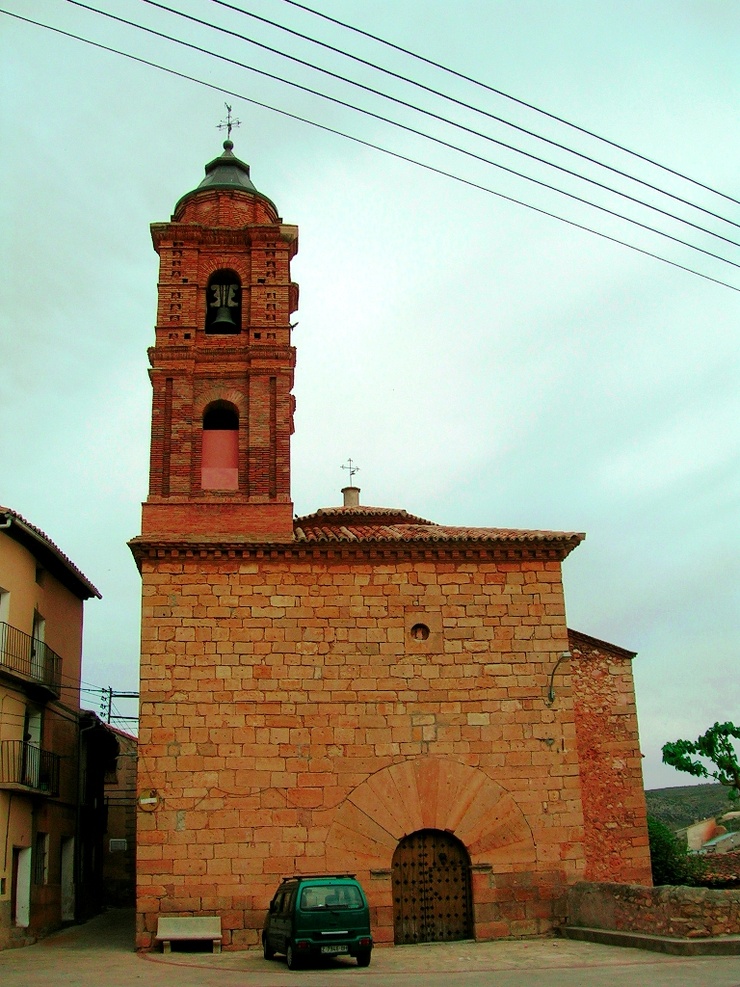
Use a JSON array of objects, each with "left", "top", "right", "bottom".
[
  {"left": 356, "top": 949, "right": 371, "bottom": 967},
  {"left": 262, "top": 935, "right": 274, "bottom": 960},
  {"left": 286, "top": 943, "right": 300, "bottom": 970}
]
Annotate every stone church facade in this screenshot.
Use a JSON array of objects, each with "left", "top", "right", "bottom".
[{"left": 130, "top": 141, "right": 651, "bottom": 951}]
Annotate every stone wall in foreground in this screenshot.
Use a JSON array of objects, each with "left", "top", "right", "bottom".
[{"left": 567, "top": 881, "right": 740, "bottom": 937}]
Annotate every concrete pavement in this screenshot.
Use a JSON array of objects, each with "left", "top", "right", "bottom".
[{"left": 1, "top": 909, "right": 739, "bottom": 987}]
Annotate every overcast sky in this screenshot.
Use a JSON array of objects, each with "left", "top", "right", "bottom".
[{"left": 1, "top": 0, "right": 738, "bottom": 790}]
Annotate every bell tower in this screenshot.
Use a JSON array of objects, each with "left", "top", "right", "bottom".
[{"left": 140, "top": 139, "right": 299, "bottom": 541}]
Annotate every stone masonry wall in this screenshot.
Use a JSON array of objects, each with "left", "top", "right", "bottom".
[
  {"left": 135, "top": 550, "right": 588, "bottom": 949},
  {"left": 567, "top": 881, "right": 740, "bottom": 937},
  {"left": 570, "top": 632, "right": 652, "bottom": 885}
]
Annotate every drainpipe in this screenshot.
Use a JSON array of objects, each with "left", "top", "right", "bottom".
[
  {"left": 74, "top": 714, "right": 97, "bottom": 923},
  {"left": 0, "top": 516, "right": 12, "bottom": 530},
  {"left": 1, "top": 693, "right": 14, "bottom": 878},
  {"left": 3, "top": 793, "right": 13, "bottom": 877}
]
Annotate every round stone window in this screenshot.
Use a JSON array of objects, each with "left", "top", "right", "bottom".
[{"left": 410, "top": 623, "right": 430, "bottom": 641}]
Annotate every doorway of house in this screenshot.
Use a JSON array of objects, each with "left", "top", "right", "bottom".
[
  {"left": 391, "top": 829, "right": 473, "bottom": 944},
  {"left": 61, "top": 837, "right": 75, "bottom": 921},
  {"left": 12, "top": 846, "right": 32, "bottom": 927}
]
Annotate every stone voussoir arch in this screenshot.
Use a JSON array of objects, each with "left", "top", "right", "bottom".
[{"left": 326, "top": 756, "right": 535, "bottom": 869}]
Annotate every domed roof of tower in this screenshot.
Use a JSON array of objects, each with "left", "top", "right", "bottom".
[{"left": 174, "top": 139, "right": 279, "bottom": 216}]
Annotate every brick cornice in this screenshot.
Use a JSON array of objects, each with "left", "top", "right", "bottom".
[
  {"left": 151, "top": 222, "right": 298, "bottom": 250},
  {"left": 148, "top": 344, "right": 296, "bottom": 366},
  {"left": 128, "top": 533, "right": 582, "bottom": 570}
]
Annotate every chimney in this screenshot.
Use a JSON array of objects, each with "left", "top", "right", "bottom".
[{"left": 341, "top": 486, "right": 360, "bottom": 508}]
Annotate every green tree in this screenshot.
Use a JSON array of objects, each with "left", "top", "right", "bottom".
[
  {"left": 647, "top": 816, "right": 704, "bottom": 886},
  {"left": 662, "top": 721, "right": 740, "bottom": 802}
]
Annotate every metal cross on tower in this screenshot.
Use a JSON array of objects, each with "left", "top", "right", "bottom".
[
  {"left": 217, "top": 103, "right": 241, "bottom": 140},
  {"left": 342, "top": 458, "right": 360, "bottom": 484}
]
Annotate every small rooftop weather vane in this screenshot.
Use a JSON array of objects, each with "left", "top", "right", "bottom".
[
  {"left": 217, "top": 103, "right": 241, "bottom": 141},
  {"left": 342, "top": 456, "right": 360, "bottom": 486},
  {"left": 342, "top": 458, "right": 360, "bottom": 485}
]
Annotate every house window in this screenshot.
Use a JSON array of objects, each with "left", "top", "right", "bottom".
[
  {"left": 201, "top": 402, "right": 239, "bottom": 490},
  {"left": 23, "top": 707, "right": 43, "bottom": 788},
  {"left": 31, "top": 612, "right": 45, "bottom": 682},
  {"left": 205, "top": 269, "right": 241, "bottom": 334}
]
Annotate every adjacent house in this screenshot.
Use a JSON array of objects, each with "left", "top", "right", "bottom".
[
  {"left": 0, "top": 507, "right": 117, "bottom": 947},
  {"left": 681, "top": 817, "right": 740, "bottom": 855},
  {"left": 103, "top": 726, "right": 137, "bottom": 906}
]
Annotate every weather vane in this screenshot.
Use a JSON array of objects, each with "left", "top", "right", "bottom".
[
  {"left": 342, "top": 458, "right": 360, "bottom": 485},
  {"left": 217, "top": 103, "right": 241, "bottom": 141}
]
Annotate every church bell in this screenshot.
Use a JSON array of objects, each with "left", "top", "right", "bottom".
[{"left": 210, "top": 305, "right": 239, "bottom": 332}]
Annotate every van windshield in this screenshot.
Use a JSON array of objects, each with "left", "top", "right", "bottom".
[{"left": 299, "top": 885, "right": 363, "bottom": 910}]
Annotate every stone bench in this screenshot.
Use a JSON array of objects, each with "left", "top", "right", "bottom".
[{"left": 156, "top": 915, "right": 222, "bottom": 953}]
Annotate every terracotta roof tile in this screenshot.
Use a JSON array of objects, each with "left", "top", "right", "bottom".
[
  {"left": 297, "top": 506, "right": 434, "bottom": 526},
  {"left": 293, "top": 506, "right": 584, "bottom": 550}
]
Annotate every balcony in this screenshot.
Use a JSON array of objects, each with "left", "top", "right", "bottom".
[
  {"left": 0, "top": 621, "right": 62, "bottom": 697},
  {"left": 0, "top": 740, "right": 61, "bottom": 796}
]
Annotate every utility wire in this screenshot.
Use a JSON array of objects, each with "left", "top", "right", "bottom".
[
  {"left": 1, "top": 8, "right": 737, "bottom": 294},
  {"left": 135, "top": 0, "right": 740, "bottom": 250},
  {"left": 280, "top": 0, "right": 740, "bottom": 208},
  {"left": 60, "top": 1, "right": 740, "bottom": 272},
  {"left": 109, "top": 700, "right": 139, "bottom": 731},
  {"left": 0, "top": 648, "right": 136, "bottom": 699},
  {"left": 205, "top": 0, "right": 740, "bottom": 234}
]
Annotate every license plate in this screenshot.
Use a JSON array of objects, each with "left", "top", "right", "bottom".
[{"left": 321, "top": 944, "right": 348, "bottom": 954}]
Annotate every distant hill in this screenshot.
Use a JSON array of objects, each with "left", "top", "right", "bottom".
[{"left": 646, "top": 783, "right": 739, "bottom": 832}]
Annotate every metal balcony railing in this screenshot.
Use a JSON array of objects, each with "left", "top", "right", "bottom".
[
  {"left": 0, "top": 740, "right": 61, "bottom": 796},
  {"left": 0, "top": 621, "right": 62, "bottom": 695}
]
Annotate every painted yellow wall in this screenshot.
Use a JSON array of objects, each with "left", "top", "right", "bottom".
[
  {"left": 0, "top": 531, "right": 84, "bottom": 710},
  {"left": 0, "top": 690, "right": 26, "bottom": 743},
  {"left": 1, "top": 522, "right": 93, "bottom": 943}
]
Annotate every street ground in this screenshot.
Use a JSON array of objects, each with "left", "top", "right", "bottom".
[{"left": 0, "top": 909, "right": 739, "bottom": 987}]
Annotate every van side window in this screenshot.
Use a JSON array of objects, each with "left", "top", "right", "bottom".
[{"left": 283, "top": 890, "right": 295, "bottom": 914}]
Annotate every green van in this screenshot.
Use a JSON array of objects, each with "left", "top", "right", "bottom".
[{"left": 262, "top": 874, "right": 373, "bottom": 970}]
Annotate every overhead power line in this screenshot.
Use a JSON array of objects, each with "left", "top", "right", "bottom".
[
  {"left": 62, "top": 1, "right": 740, "bottom": 272},
  {"left": 99, "top": 686, "right": 139, "bottom": 724},
  {"left": 1, "top": 7, "right": 737, "bottom": 293},
  {"left": 280, "top": 0, "right": 740, "bottom": 209},
  {"left": 135, "top": 0, "right": 740, "bottom": 249},
  {"left": 205, "top": 0, "right": 740, "bottom": 234}
]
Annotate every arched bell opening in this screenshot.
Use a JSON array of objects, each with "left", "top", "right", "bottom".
[
  {"left": 201, "top": 401, "right": 239, "bottom": 490},
  {"left": 205, "top": 269, "right": 242, "bottom": 334},
  {"left": 392, "top": 829, "right": 473, "bottom": 945}
]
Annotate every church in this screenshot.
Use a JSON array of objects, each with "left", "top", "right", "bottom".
[{"left": 129, "top": 137, "right": 651, "bottom": 951}]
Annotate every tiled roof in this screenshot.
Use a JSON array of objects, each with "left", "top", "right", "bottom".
[
  {"left": 294, "top": 505, "right": 584, "bottom": 551},
  {"left": 702, "top": 850, "right": 740, "bottom": 886},
  {"left": 568, "top": 628, "right": 637, "bottom": 660},
  {"left": 0, "top": 505, "right": 101, "bottom": 599}
]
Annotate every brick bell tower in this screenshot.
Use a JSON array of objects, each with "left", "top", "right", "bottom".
[{"left": 140, "top": 138, "right": 299, "bottom": 541}]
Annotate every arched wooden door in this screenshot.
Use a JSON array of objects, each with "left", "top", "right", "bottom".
[{"left": 392, "top": 829, "right": 473, "bottom": 944}]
